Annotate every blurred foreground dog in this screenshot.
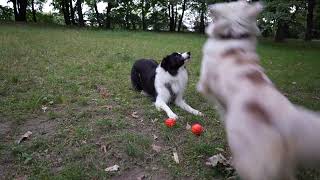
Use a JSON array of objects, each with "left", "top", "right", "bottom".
[{"left": 197, "top": 1, "right": 320, "bottom": 180}]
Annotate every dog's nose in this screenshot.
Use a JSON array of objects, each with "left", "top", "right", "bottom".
[{"left": 187, "top": 52, "right": 191, "bottom": 56}]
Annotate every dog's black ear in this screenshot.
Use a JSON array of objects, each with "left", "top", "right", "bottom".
[{"left": 160, "top": 55, "right": 170, "bottom": 70}]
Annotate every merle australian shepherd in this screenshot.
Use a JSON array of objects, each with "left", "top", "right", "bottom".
[{"left": 131, "top": 52, "right": 202, "bottom": 119}]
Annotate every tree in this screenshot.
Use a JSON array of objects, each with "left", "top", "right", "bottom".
[
  {"left": 86, "top": 0, "right": 102, "bottom": 27},
  {"left": 31, "top": 0, "right": 37, "bottom": 22},
  {"left": 177, "top": 0, "right": 187, "bottom": 32},
  {"left": 168, "top": 1, "right": 176, "bottom": 31},
  {"left": 69, "top": 0, "right": 75, "bottom": 24},
  {"left": 12, "top": 0, "right": 28, "bottom": 21},
  {"left": 305, "top": 0, "right": 316, "bottom": 40},
  {"left": 76, "top": 0, "right": 84, "bottom": 26}
]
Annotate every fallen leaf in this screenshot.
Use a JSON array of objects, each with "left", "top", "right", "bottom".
[
  {"left": 292, "top": 82, "right": 297, "bottom": 85},
  {"left": 105, "top": 165, "right": 120, "bottom": 172},
  {"left": 49, "top": 100, "right": 54, "bottom": 105},
  {"left": 41, "top": 106, "right": 48, "bottom": 112},
  {"left": 101, "top": 105, "right": 113, "bottom": 110},
  {"left": 17, "top": 131, "right": 32, "bottom": 144},
  {"left": 173, "top": 148, "right": 179, "bottom": 164},
  {"left": 152, "top": 144, "right": 161, "bottom": 153},
  {"left": 151, "top": 118, "right": 158, "bottom": 123},
  {"left": 100, "top": 145, "right": 107, "bottom": 153},
  {"left": 153, "top": 134, "right": 158, "bottom": 140},
  {"left": 215, "top": 147, "right": 225, "bottom": 152},
  {"left": 186, "top": 123, "right": 191, "bottom": 130},
  {"left": 136, "top": 174, "right": 146, "bottom": 180},
  {"left": 205, "top": 153, "right": 231, "bottom": 167},
  {"left": 96, "top": 85, "right": 109, "bottom": 99},
  {"left": 131, "top": 111, "right": 139, "bottom": 118}
]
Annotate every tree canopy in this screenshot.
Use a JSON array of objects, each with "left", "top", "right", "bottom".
[{"left": 0, "top": 0, "right": 319, "bottom": 41}]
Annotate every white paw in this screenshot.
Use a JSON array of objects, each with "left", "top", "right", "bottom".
[
  {"left": 194, "top": 111, "right": 204, "bottom": 116},
  {"left": 168, "top": 113, "right": 178, "bottom": 120}
]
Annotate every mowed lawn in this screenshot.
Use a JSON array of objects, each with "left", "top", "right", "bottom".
[{"left": 0, "top": 24, "right": 319, "bottom": 179}]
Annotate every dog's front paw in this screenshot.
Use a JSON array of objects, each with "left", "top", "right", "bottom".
[
  {"left": 194, "top": 111, "right": 204, "bottom": 117},
  {"left": 168, "top": 113, "right": 178, "bottom": 120}
]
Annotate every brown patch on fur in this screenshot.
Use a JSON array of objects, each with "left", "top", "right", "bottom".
[
  {"left": 244, "top": 71, "right": 267, "bottom": 85},
  {"left": 221, "top": 48, "right": 245, "bottom": 58},
  {"left": 245, "top": 101, "right": 271, "bottom": 125},
  {"left": 222, "top": 48, "right": 259, "bottom": 66}
]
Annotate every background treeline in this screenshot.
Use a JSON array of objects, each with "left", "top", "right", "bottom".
[{"left": 0, "top": 0, "right": 319, "bottom": 41}]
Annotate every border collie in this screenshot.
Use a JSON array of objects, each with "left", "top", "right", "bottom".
[{"left": 131, "top": 52, "right": 202, "bottom": 119}]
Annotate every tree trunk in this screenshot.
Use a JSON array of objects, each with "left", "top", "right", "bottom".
[
  {"left": 31, "top": 0, "right": 36, "bottom": 22},
  {"left": 141, "top": 0, "right": 146, "bottom": 30},
  {"left": 274, "top": 21, "right": 287, "bottom": 42},
  {"left": 93, "top": 0, "right": 101, "bottom": 27},
  {"left": 76, "top": 0, "right": 84, "bottom": 27},
  {"left": 174, "top": 4, "right": 178, "bottom": 30},
  {"left": 105, "top": 3, "right": 112, "bottom": 29},
  {"left": 12, "top": 0, "right": 18, "bottom": 21},
  {"left": 15, "top": 0, "right": 27, "bottom": 22},
  {"left": 178, "top": 0, "right": 186, "bottom": 32},
  {"left": 305, "top": 0, "right": 316, "bottom": 41},
  {"left": 125, "top": 3, "right": 130, "bottom": 29},
  {"left": 199, "top": 3, "right": 205, "bottom": 34},
  {"left": 62, "top": 0, "right": 71, "bottom": 25},
  {"left": 69, "top": 0, "right": 75, "bottom": 25},
  {"left": 169, "top": 3, "right": 175, "bottom": 31}
]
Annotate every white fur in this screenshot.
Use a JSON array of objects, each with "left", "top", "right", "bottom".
[
  {"left": 154, "top": 54, "right": 202, "bottom": 119},
  {"left": 198, "top": 1, "right": 320, "bottom": 180}
]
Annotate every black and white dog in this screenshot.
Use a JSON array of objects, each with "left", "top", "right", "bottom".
[{"left": 131, "top": 52, "right": 202, "bottom": 119}]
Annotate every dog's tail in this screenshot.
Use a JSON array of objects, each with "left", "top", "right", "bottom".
[{"left": 131, "top": 63, "right": 143, "bottom": 91}]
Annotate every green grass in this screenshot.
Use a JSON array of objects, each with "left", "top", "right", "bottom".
[{"left": 0, "top": 24, "right": 319, "bottom": 179}]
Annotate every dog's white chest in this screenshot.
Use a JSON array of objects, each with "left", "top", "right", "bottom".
[{"left": 155, "top": 66, "right": 188, "bottom": 96}]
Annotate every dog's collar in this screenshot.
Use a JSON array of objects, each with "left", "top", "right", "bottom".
[{"left": 217, "top": 33, "right": 251, "bottom": 40}]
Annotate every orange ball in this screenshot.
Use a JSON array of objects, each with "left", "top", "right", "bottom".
[
  {"left": 191, "top": 123, "right": 203, "bottom": 136},
  {"left": 165, "top": 118, "right": 176, "bottom": 127}
]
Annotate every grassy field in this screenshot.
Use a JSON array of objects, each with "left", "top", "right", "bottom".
[{"left": 0, "top": 24, "right": 319, "bottom": 179}]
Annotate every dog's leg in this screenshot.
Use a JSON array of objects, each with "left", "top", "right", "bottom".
[
  {"left": 175, "top": 96, "right": 203, "bottom": 116},
  {"left": 155, "top": 98, "right": 178, "bottom": 119}
]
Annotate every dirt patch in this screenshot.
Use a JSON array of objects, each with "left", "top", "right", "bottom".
[
  {"left": 0, "top": 121, "right": 12, "bottom": 138},
  {"left": 17, "top": 114, "right": 59, "bottom": 139},
  {"left": 111, "top": 167, "right": 171, "bottom": 180}
]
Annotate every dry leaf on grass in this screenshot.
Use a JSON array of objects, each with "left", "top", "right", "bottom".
[
  {"left": 173, "top": 148, "right": 179, "bottom": 164},
  {"left": 96, "top": 85, "right": 110, "bottom": 99},
  {"left": 131, "top": 111, "right": 139, "bottom": 118},
  {"left": 136, "top": 174, "right": 146, "bottom": 180},
  {"left": 100, "top": 145, "right": 107, "bottom": 153},
  {"left": 101, "top": 105, "right": 113, "bottom": 110},
  {"left": 186, "top": 123, "right": 191, "bottom": 130},
  {"left": 152, "top": 144, "right": 161, "bottom": 153},
  {"left": 17, "top": 131, "right": 32, "bottom": 144},
  {"left": 215, "top": 147, "right": 225, "bottom": 152},
  {"left": 105, "top": 165, "right": 120, "bottom": 172},
  {"left": 151, "top": 118, "right": 158, "bottom": 123},
  {"left": 205, "top": 153, "right": 232, "bottom": 167},
  {"left": 153, "top": 134, "right": 158, "bottom": 140},
  {"left": 41, "top": 106, "right": 48, "bottom": 112}
]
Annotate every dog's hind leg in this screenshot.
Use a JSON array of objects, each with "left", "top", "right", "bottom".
[
  {"left": 131, "top": 67, "right": 143, "bottom": 91},
  {"left": 155, "top": 99, "right": 178, "bottom": 119}
]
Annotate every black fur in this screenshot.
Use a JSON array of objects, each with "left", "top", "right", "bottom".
[
  {"left": 131, "top": 52, "right": 191, "bottom": 101},
  {"left": 161, "top": 52, "right": 190, "bottom": 76},
  {"left": 131, "top": 59, "right": 158, "bottom": 101}
]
